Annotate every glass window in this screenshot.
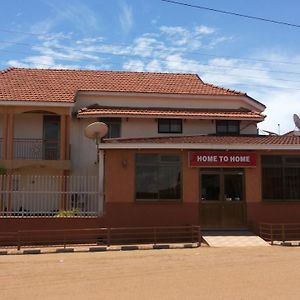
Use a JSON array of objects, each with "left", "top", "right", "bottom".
[
  {"left": 262, "top": 155, "right": 300, "bottom": 201},
  {"left": 216, "top": 120, "right": 240, "bottom": 135},
  {"left": 135, "top": 154, "right": 181, "bottom": 201},
  {"left": 224, "top": 174, "right": 243, "bottom": 201},
  {"left": 158, "top": 119, "right": 182, "bottom": 133},
  {"left": 99, "top": 117, "right": 121, "bottom": 138},
  {"left": 201, "top": 174, "right": 220, "bottom": 201}
]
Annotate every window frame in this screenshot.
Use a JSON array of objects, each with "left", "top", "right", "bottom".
[
  {"left": 216, "top": 120, "right": 240, "bottom": 136},
  {"left": 158, "top": 119, "right": 183, "bottom": 134},
  {"left": 135, "top": 153, "right": 182, "bottom": 202},
  {"left": 261, "top": 155, "right": 300, "bottom": 202},
  {"left": 98, "top": 117, "right": 121, "bottom": 138}
]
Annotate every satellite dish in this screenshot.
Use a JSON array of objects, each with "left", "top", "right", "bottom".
[
  {"left": 293, "top": 114, "right": 300, "bottom": 130},
  {"left": 84, "top": 122, "right": 108, "bottom": 142}
]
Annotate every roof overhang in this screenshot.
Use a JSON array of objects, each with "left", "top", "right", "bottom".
[
  {"left": 76, "top": 90, "right": 265, "bottom": 112},
  {"left": 0, "top": 100, "right": 73, "bottom": 107},
  {"left": 77, "top": 106, "right": 265, "bottom": 121},
  {"left": 98, "top": 143, "right": 300, "bottom": 151}
]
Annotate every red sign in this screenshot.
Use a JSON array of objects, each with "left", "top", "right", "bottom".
[{"left": 189, "top": 151, "right": 256, "bottom": 168}]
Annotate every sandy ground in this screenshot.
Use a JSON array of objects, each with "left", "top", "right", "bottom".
[{"left": 1, "top": 246, "right": 300, "bottom": 300}]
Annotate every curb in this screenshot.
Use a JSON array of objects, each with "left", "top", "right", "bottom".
[
  {"left": 0, "top": 242, "right": 200, "bottom": 256},
  {"left": 280, "top": 241, "right": 300, "bottom": 247}
]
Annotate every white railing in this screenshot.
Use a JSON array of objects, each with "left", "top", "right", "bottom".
[
  {"left": 0, "top": 175, "right": 99, "bottom": 217},
  {"left": 13, "top": 139, "right": 60, "bottom": 160}
]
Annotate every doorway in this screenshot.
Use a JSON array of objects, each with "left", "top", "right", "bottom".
[
  {"left": 43, "top": 115, "right": 60, "bottom": 160},
  {"left": 199, "top": 168, "right": 246, "bottom": 228}
]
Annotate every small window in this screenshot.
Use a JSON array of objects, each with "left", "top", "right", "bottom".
[
  {"left": 98, "top": 117, "right": 121, "bottom": 138},
  {"left": 216, "top": 120, "right": 240, "bottom": 135},
  {"left": 158, "top": 119, "right": 182, "bottom": 133}
]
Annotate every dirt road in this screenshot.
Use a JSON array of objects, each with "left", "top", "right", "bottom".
[{"left": 1, "top": 246, "right": 300, "bottom": 300}]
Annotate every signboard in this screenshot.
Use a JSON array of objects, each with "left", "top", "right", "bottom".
[{"left": 189, "top": 151, "right": 256, "bottom": 168}]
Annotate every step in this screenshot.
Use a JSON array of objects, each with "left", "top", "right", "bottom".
[{"left": 202, "top": 230, "right": 269, "bottom": 247}]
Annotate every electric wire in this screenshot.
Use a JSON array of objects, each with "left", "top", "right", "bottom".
[{"left": 161, "top": 0, "right": 300, "bottom": 28}]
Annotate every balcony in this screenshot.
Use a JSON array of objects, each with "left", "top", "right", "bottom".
[{"left": 13, "top": 139, "right": 60, "bottom": 160}]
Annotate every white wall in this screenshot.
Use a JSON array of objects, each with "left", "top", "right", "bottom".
[{"left": 70, "top": 117, "right": 99, "bottom": 176}]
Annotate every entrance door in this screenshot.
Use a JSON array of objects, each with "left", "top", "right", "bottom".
[
  {"left": 199, "top": 169, "right": 246, "bottom": 228},
  {"left": 43, "top": 116, "right": 60, "bottom": 160}
]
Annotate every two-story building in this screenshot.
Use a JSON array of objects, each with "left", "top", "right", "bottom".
[{"left": 0, "top": 67, "right": 299, "bottom": 233}]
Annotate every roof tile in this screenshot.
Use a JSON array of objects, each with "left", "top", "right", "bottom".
[
  {"left": 0, "top": 68, "right": 247, "bottom": 103},
  {"left": 105, "top": 135, "right": 300, "bottom": 145}
]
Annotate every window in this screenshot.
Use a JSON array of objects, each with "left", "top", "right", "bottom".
[
  {"left": 262, "top": 155, "right": 300, "bottom": 201},
  {"left": 135, "top": 154, "right": 181, "bottom": 201},
  {"left": 98, "top": 117, "right": 121, "bottom": 138},
  {"left": 158, "top": 119, "right": 182, "bottom": 133},
  {"left": 216, "top": 120, "right": 240, "bottom": 135}
]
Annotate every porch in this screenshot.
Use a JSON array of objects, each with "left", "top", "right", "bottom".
[{"left": 0, "top": 175, "right": 100, "bottom": 217}]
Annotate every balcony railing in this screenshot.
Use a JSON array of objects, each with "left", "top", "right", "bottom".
[
  {"left": 0, "top": 175, "right": 99, "bottom": 217},
  {"left": 13, "top": 139, "right": 60, "bottom": 160}
]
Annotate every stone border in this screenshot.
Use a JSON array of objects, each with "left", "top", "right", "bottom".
[
  {"left": 0, "top": 243, "right": 200, "bottom": 256},
  {"left": 272, "top": 241, "right": 300, "bottom": 247}
]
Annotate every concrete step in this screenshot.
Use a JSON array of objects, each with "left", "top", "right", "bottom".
[{"left": 202, "top": 230, "right": 269, "bottom": 247}]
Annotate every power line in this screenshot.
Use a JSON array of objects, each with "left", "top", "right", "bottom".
[
  {"left": 1, "top": 46, "right": 300, "bottom": 80},
  {"left": 1, "top": 58, "right": 300, "bottom": 91},
  {"left": 1, "top": 37, "right": 300, "bottom": 67},
  {"left": 161, "top": 0, "right": 300, "bottom": 28},
  {"left": 1, "top": 39, "right": 300, "bottom": 76}
]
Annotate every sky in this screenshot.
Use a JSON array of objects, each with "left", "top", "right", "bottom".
[{"left": 1, "top": 0, "right": 300, "bottom": 134}]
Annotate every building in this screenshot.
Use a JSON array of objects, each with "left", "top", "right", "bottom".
[{"left": 0, "top": 67, "right": 299, "bottom": 233}]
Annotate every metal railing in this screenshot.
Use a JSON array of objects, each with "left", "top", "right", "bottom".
[
  {"left": 0, "top": 225, "right": 201, "bottom": 250},
  {"left": 0, "top": 175, "right": 99, "bottom": 217},
  {"left": 13, "top": 138, "right": 60, "bottom": 160},
  {"left": 260, "top": 222, "right": 300, "bottom": 244}
]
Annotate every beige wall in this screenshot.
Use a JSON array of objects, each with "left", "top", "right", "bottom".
[
  {"left": 0, "top": 114, "right": 3, "bottom": 139},
  {"left": 74, "top": 94, "right": 261, "bottom": 112},
  {"left": 14, "top": 114, "right": 43, "bottom": 139}
]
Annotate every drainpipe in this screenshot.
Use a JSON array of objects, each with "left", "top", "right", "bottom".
[{"left": 98, "top": 148, "right": 105, "bottom": 216}]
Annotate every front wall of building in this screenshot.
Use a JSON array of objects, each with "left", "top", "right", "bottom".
[{"left": 103, "top": 149, "right": 300, "bottom": 230}]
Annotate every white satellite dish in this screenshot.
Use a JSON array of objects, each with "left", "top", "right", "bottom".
[
  {"left": 84, "top": 122, "right": 108, "bottom": 143},
  {"left": 293, "top": 114, "right": 300, "bottom": 130}
]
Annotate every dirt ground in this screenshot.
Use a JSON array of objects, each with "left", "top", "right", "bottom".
[{"left": 1, "top": 246, "right": 300, "bottom": 300}]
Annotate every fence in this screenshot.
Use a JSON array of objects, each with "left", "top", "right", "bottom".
[
  {"left": 13, "top": 138, "right": 60, "bottom": 160},
  {"left": 0, "top": 175, "right": 99, "bottom": 217},
  {"left": 260, "top": 223, "right": 300, "bottom": 244},
  {"left": 0, "top": 225, "right": 201, "bottom": 250}
]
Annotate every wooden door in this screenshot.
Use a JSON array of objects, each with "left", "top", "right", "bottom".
[{"left": 199, "top": 169, "right": 246, "bottom": 228}]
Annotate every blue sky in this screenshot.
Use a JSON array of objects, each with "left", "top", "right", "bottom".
[{"left": 1, "top": 0, "right": 300, "bottom": 133}]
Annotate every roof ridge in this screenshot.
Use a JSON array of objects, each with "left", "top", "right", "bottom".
[
  {"left": 0, "top": 67, "right": 15, "bottom": 75},
  {"left": 202, "top": 81, "right": 245, "bottom": 95},
  {"left": 2, "top": 67, "right": 199, "bottom": 77}
]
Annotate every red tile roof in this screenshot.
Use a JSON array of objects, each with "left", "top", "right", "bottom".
[
  {"left": 77, "top": 106, "right": 265, "bottom": 121},
  {"left": 0, "top": 68, "right": 256, "bottom": 103},
  {"left": 104, "top": 135, "right": 300, "bottom": 145}
]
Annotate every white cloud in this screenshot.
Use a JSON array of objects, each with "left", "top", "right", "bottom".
[
  {"left": 123, "top": 59, "right": 145, "bottom": 71},
  {"left": 119, "top": 1, "right": 133, "bottom": 34},
  {"left": 195, "top": 25, "right": 215, "bottom": 34}
]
